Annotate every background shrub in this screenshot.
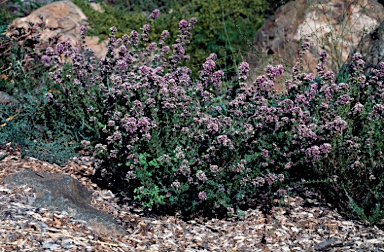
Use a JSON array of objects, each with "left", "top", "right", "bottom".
[{"left": 73, "top": 0, "right": 279, "bottom": 80}]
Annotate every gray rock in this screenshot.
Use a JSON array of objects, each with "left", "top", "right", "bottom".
[
  {"left": 246, "top": 0, "right": 384, "bottom": 91},
  {"left": 343, "top": 21, "right": 384, "bottom": 75},
  {"left": 315, "top": 238, "right": 342, "bottom": 250},
  {"left": 6, "top": 0, "right": 108, "bottom": 59},
  {"left": 2, "top": 169, "right": 127, "bottom": 236}
]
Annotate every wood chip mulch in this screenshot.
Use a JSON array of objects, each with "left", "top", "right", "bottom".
[{"left": 0, "top": 144, "right": 384, "bottom": 251}]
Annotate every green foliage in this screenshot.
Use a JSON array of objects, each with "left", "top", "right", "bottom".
[
  {"left": 178, "top": 0, "right": 268, "bottom": 79},
  {"left": 0, "top": 22, "right": 55, "bottom": 97},
  {"left": 0, "top": 97, "right": 80, "bottom": 165},
  {"left": 0, "top": 18, "right": 82, "bottom": 165},
  {"left": 72, "top": 0, "right": 148, "bottom": 39}
]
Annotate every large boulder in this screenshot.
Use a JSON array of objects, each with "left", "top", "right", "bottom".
[
  {"left": 342, "top": 20, "right": 384, "bottom": 74},
  {"left": 6, "top": 0, "right": 107, "bottom": 59},
  {"left": 247, "top": 0, "right": 384, "bottom": 91}
]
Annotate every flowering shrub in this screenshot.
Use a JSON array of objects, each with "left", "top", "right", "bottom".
[
  {"left": 43, "top": 11, "right": 288, "bottom": 216},
  {"left": 43, "top": 10, "right": 384, "bottom": 223},
  {"left": 272, "top": 44, "right": 384, "bottom": 224},
  {"left": 304, "top": 52, "right": 384, "bottom": 224}
]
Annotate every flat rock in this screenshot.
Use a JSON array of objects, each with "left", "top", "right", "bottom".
[{"left": 2, "top": 168, "right": 126, "bottom": 236}]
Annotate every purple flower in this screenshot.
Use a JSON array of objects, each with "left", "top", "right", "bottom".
[
  {"left": 149, "top": 9, "right": 160, "bottom": 20},
  {"left": 207, "top": 121, "right": 219, "bottom": 134},
  {"left": 42, "top": 55, "right": 51, "bottom": 64},
  {"left": 117, "top": 59, "right": 127, "bottom": 71},
  {"left": 203, "top": 59, "right": 215, "bottom": 72},
  {"left": 261, "top": 149, "right": 269, "bottom": 159},
  {"left": 81, "top": 140, "right": 90, "bottom": 147},
  {"left": 118, "top": 45, "right": 127, "bottom": 55},
  {"left": 302, "top": 42, "right": 310, "bottom": 50},
  {"left": 319, "top": 50, "right": 328, "bottom": 61},
  {"left": 171, "top": 181, "right": 181, "bottom": 190},
  {"left": 138, "top": 117, "right": 151, "bottom": 132},
  {"left": 303, "top": 73, "right": 315, "bottom": 81},
  {"left": 266, "top": 64, "right": 284, "bottom": 80},
  {"left": 162, "top": 46, "right": 170, "bottom": 53},
  {"left": 45, "top": 92, "right": 53, "bottom": 102},
  {"left": 160, "top": 30, "right": 170, "bottom": 40},
  {"left": 373, "top": 104, "right": 384, "bottom": 118},
  {"left": 175, "top": 146, "right": 185, "bottom": 159},
  {"left": 338, "top": 83, "right": 349, "bottom": 91},
  {"left": 110, "top": 26, "right": 117, "bottom": 34},
  {"left": 130, "top": 30, "right": 139, "bottom": 44},
  {"left": 325, "top": 116, "right": 347, "bottom": 134},
  {"left": 142, "top": 23, "right": 150, "bottom": 33},
  {"left": 352, "top": 52, "right": 363, "bottom": 62},
  {"left": 306, "top": 145, "right": 321, "bottom": 160},
  {"left": 295, "top": 94, "right": 308, "bottom": 106},
  {"left": 216, "top": 135, "right": 235, "bottom": 150},
  {"left": 265, "top": 173, "right": 277, "bottom": 186},
  {"left": 126, "top": 171, "right": 136, "bottom": 179},
  {"left": 45, "top": 47, "right": 54, "bottom": 56},
  {"left": 179, "top": 19, "right": 188, "bottom": 29},
  {"left": 378, "top": 62, "right": 384, "bottom": 76},
  {"left": 56, "top": 43, "right": 64, "bottom": 54},
  {"left": 284, "top": 161, "right": 293, "bottom": 169},
  {"left": 64, "top": 40, "right": 72, "bottom": 47},
  {"left": 121, "top": 116, "right": 137, "bottom": 134},
  {"left": 238, "top": 62, "right": 250, "bottom": 75},
  {"left": 324, "top": 71, "right": 335, "bottom": 82},
  {"left": 148, "top": 42, "right": 157, "bottom": 51},
  {"left": 210, "top": 165, "right": 219, "bottom": 173},
  {"left": 198, "top": 191, "right": 207, "bottom": 201},
  {"left": 107, "top": 120, "right": 115, "bottom": 127},
  {"left": 320, "top": 143, "right": 332, "bottom": 155},
  {"left": 196, "top": 170, "right": 207, "bottom": 182},
  {"left": 320, "top": 102, "right": 329, "bottom": 110},
  {"left": 253, "top": 177, "right": 265, "bottom": 187},
  {"left": 112, "top": 130, "right": 122, "bottom": 141},
  {"left": 80, "top": 25, "right": 87, "bottom": 36},
  {"left": 336, "top": 94, "right": 351, "bottom": 105},
  {"left": 139, "top": 65, "right": 152, "bottom": 75},
  {"left": 175, "top": 45, "right": 185, "bottom": 55}
]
